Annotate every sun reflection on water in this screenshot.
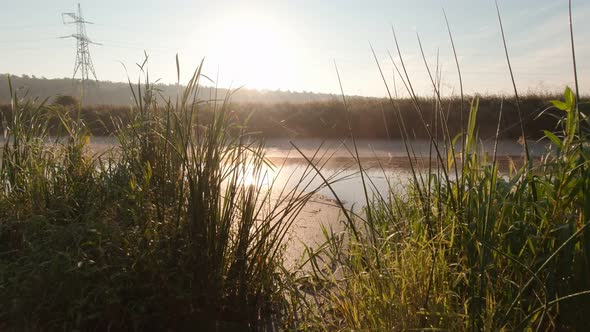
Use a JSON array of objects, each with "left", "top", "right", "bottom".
[{"left": 238, "top": 162, "right": 278, "bottom": 188}]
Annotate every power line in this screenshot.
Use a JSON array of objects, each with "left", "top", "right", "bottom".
[
  {"left": 0, "top": 37, "right": 60, "bottom": 45},
  {"left": 0, "top": 23, "right": 62, "bottom": 30},
  {"left": 60, "top": 2, "right": 99, "bottom": 84}
]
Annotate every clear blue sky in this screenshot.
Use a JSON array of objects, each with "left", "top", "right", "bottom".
[{"left": 1, "top": 0, "right": 588, "bottom": 97}]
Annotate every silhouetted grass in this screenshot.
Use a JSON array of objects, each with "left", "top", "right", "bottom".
[
  {"left": 287, "top": 3, "right": 590, "bottom": 330},
  {"left": 0, "top": 59, "right": 321, "bottom": 331},
  {"left": 290, "top": 88, "right": 590, "bottom": 330}
]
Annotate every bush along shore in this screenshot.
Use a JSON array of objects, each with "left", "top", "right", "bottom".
[{"left": 0, "top": 93, "right": 578, "bottom": 140}]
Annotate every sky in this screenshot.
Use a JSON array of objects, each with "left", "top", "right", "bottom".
[{"left": 1, "top": 0, "right": 589, "bottom": 97}]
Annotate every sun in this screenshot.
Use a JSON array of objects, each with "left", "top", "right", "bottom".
[{"left": 207, "top": 9, "right": 301, "bottom": 90}]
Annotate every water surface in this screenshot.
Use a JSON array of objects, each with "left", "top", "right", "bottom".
[{"left": 87, "top": 137, "right": 547, "bottom": 206}]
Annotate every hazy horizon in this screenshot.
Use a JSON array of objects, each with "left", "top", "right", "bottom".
[{"left": 1, "top": 0, "right": 589, "bottom": 98}]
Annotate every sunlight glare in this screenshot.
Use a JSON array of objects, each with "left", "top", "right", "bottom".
[
  {"left": 239, "top": 162, "right": 278, "bottom": 189},
  {"left": 207, "top": 9, "right": 302, "bottom": 90}
]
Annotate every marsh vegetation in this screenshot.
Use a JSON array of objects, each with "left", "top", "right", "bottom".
[{"left": 1, "top": 4, "right": 589, "bottom": 331}]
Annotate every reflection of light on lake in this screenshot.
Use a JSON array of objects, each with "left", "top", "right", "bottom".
[
  {"left": 263, "top": 160, "right": 412, "bottom": 208},
  {"left": 238, "top": 162, "right": 277, "bottom": 188}
]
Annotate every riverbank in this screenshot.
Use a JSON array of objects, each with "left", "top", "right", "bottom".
[{"left": 0, "top": 92, "right": 569, "bottom": 140}]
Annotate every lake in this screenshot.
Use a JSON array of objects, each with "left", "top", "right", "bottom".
[{"left": 89, "top": 136, "right": 548, "bottom": 207}]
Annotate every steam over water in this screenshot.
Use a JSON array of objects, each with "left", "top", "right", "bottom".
[{"left": 85, "top": 137, "right": 547, "bottom": 206}]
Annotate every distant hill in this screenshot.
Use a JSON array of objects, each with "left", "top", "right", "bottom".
[{"left": 0, "top": 74, "right": 345, "bottom": 106}]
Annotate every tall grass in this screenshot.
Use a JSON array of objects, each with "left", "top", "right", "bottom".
[
  {"left": 0, "top": 58, "right": 321, "bottom": 330},
  {"left": 289, "top": 7, "right": 590, "bottom": 332},
  {"left": 292, "top": 92, "right": 590, "bottom": 331}
]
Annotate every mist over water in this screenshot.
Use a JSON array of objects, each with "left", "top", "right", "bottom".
[{"left": 83, "top": 136, "right": 547, "bottom": 206}]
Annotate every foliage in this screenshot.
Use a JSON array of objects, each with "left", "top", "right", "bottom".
[
  {"left": 52, "top": 95, "right": 79, "bottom": 107},
  {"left": 0, "top": 94, "right": 567, "bottom": 139},
  {"left": 0, "top": 61, "right": 317, "bottom": 330},
  {"left": 292, "top": 87, "right": 590, "bottom": 331},
  {"left": 0, "top": 74, "right": 337, "bottom": 106}
]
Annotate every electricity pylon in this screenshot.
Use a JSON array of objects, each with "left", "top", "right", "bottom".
[{"left": 61, "top": 3, "right": 100, "bottom": 85}]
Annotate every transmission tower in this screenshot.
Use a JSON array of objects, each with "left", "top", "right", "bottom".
[{"left": 61, "top": 3, "right": 100, "bottom": 84}]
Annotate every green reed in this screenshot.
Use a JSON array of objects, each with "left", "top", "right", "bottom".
[
  {"left": 290, "top": 4, "right": 590, "bottom": 330},
  {"left": 0, "top": 57, "right": 320, "bottom": 331}
]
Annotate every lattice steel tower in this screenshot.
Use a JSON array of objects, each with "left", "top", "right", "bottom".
[{"left": 61, "top": 3, "right": 100, "bottom": 84}]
